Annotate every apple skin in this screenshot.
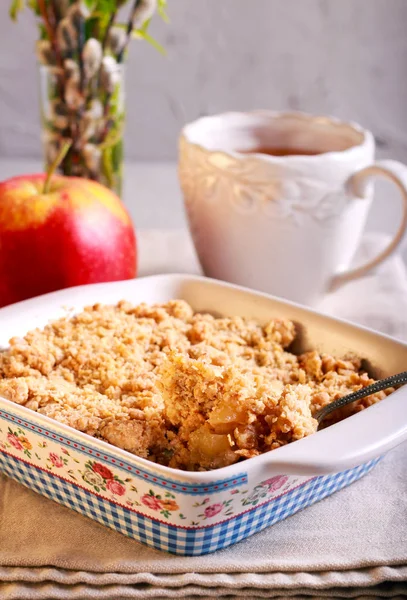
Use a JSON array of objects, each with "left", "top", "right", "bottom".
[{"left": 0, "top": 174, "right": 137, "bottom": 307}]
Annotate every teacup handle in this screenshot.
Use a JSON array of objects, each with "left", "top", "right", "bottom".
[{"left": 330, "top": 159, "right": 407, "bottom": 290}]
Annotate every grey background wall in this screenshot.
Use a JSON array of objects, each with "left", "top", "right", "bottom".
[
  {"left": 0, "top": 0, "right": 406, "bottom": 247},
  {"left": 1, "top": 0, "right": 406, "bottom": 161}
]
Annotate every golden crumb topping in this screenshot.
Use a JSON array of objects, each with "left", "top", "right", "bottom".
[{"left": 0, "top": 300, "right": 387, "bottom": 471}]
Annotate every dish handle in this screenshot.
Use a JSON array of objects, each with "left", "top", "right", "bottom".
[{"left": 263, "top": 386, "right": 407, "bottom": 476}]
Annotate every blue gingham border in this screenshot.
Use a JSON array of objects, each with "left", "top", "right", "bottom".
[
  {"left": 0, "top": 408, "right": 247, "bottom": 494},
  {"left": 0, "top": 450, "right": 381, "bottom": 555}
]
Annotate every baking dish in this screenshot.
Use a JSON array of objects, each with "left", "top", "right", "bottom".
[{"left": 1, "top": 274, "right": 407, "bottom": 556}]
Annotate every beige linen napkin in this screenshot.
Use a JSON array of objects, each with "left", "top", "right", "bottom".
[{"left": 1, "top": 230, "right": 407, "bottom": 600}]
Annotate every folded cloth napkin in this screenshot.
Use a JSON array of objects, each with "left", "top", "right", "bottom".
[{"left": 1, "top": 230, "right": 407, "bottom": 600}]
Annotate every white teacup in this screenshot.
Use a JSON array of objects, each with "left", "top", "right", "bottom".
[{"left": 178, "top": 111, "right": 407, "bottom": 306}]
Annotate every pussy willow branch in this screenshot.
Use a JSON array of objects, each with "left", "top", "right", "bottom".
[
  {"left": 117, "top": 0, "right": 142, "bottom": 63},
  {"left": 39, "top": 0, "right": 81, "bottom": 173},
  {"left": 78, "top": 9, "right": 86, "bottom": 94},
  {"left": 102, "top": 8, "right": 118, "bottom": 50},
  {"left": 37, "top": 0, "right": 54, "bottom": 45},
  {"left": 38, "top": 0, "right": 67, "bottom": 107},
  {"left": 38, "top": 0, "right": 62, "bottom": 68},
  {"left": 47, "top": 1, "right": 57, "bottom": 33}
]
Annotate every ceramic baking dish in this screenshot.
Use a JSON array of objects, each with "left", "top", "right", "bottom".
[{"left": 1, "top": 274, "right": 407, "bottom": 556}]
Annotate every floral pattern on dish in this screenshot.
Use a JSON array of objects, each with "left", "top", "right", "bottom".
[
  {"left": 80, "top": 460, "right": 127, "bottom": 495},
  {"left": 4, "top": 427, "right": 33, "bottom": 458},
  {"left": 0, "top": 421, "right": 303, "bottom": 526},
  {"left": 192, "top": 497, "right": 234, "bottom": 521},
  {"left": 241, "top": 475, "right": 293, "bottom": 507}
]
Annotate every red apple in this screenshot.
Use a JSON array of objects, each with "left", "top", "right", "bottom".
[{"left": 0, "top": 173, "right": 137, "bottom": 307}]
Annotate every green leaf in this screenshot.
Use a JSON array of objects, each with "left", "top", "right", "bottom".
[
  {"left": 157, "top": 0, "right": 169, "bottom": 23},
  {"left": 85, "top": 16, "right": 99, "bottom": 40},
  {"left": 117, "top": 17, "right": 167, "bottom": 56},
  {"left": 111, "top": 137, "right": 123, "bottom": 175},
  {"left": 37, "top": 22, "right": 48, "bottom": 40},
  {"left": 28, "top": 0, "right": 40, "bottom": 14},
  {"left": 91, "top": 0, "right": 118, "bottom": 12},
  {"left": 139, "top": 16, "right": 152, "bottom": 34},
  {"left": 10, "top": 0, "right": 39, "bottom": 19},
  {"left": 134, "top": 29, "right": 166, "bottom": 55},
  {"left": 109, "top": 83, "right": 121, "bottom": 114},
  {"left": 10, "top": 0, "right": 25, "bottom": 20}
]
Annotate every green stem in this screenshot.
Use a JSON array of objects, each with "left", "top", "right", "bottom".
[{"left": 43, "top": 140, "right": 72, "bottom": 194}]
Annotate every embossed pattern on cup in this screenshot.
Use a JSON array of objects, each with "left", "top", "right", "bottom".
[{"left": 179, "top": 111, "right": 407, "bottom": 305}]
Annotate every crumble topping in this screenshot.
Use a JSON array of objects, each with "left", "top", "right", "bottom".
[{"left": 0, "top": 300, "right": 387, "bottom": 471}]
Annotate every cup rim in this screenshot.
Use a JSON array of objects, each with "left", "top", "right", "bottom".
[{"left": 180, "top": 110, "right": 374, "bottom": 163}]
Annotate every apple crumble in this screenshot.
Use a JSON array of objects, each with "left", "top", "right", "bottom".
[{"left": 0, "top": 300, "right": 387, "bottom": 471}]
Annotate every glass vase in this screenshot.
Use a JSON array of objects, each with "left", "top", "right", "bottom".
[{"left": 39, "top": 63, "right": 125, "bottom": 197}]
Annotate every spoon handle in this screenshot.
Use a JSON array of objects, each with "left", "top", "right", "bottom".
[{"left": 315, "top": 370, "right": 407, "bottom": 425}]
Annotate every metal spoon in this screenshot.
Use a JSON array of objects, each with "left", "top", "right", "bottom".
[{"left": 315, "top": 370, "right": 407, "bottom": 428}]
